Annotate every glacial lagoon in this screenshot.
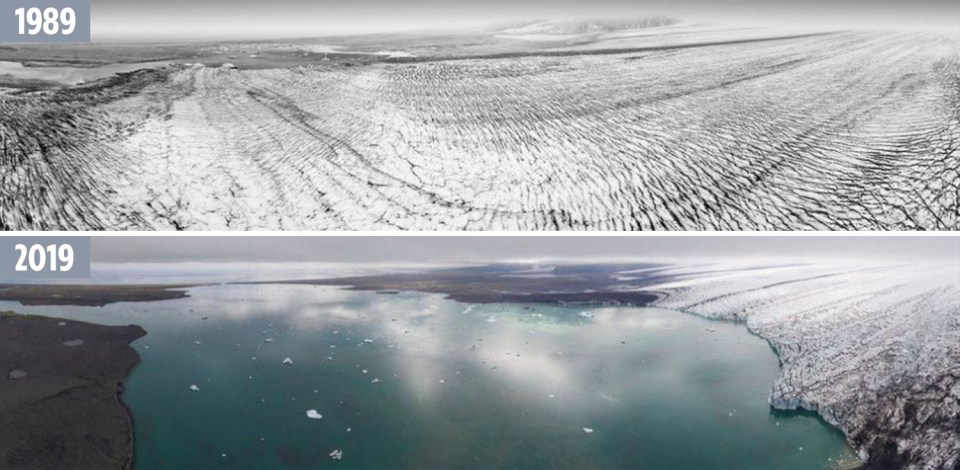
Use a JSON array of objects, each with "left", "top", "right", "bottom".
[{"left": 0, "top": 284, "right": 859, "bottom": 469}]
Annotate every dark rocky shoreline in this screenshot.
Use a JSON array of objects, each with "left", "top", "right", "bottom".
[
  {"left": 276, "top": 263, "right": 671, "bottom": 306},
  {"left": 0, "top": 284, "right": 194, "bottom": 307},
  {"left": 0, "top": 312, "right": 145, "bottom": 470}
]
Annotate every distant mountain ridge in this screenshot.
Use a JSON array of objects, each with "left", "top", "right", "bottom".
[{"left": 492, "top": 16, "right": 680, "bottom": 35}]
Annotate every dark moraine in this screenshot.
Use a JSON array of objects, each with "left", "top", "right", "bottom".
[
  {"left": 0, "top": 284, "right": 194, "bottom": 307},
  {"left": 279, "top": 263, "right": 675, "bottom": 305},
  {"left": 0, "top": 311, "right": 145, "bottom": 470}
]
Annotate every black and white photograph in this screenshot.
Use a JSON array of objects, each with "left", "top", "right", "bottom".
[{"left": 1, "top": 0, "right": 957, "bottom": 230}]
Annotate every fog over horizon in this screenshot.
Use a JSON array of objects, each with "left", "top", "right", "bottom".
[
  {"left": 89, "top": 236, "right": 960, "bottom": 266},
  {"left": 90, "top": 0, "right": 960, "bottom": 41}
]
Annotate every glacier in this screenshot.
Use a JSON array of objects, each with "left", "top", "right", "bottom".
[{"left": 647, "top": 261, "right": 960, "bottom": 469}]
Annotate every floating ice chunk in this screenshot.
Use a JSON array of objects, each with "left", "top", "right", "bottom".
[
  {"left": 221, "top": 63, "right": 237, "bottom": 69},
  {"left": 189, "top": 385, "right": 200, "bottom": 392},
  {"left": 486, "top": 316, "right": 497, "bottom": 323},
  {"left": 362, "top": 369, "right": 368, "bottom": 374},
  {"left": 439, "top": 379, "right": 445, "bottom": 384},
  {"left": 194, "top": 341, "right": 201, "bottom": 345},
  {"left": 63, "top": 339, "right": 84, "bottom": 347},
  {"left": 329, "top": 449, "right": 343, "bottom": 460},
  {"left": 346, "top": 427, "right": 352, "bottom": 432},
  {"left": 282, "top": 357, "right": 294, "bottom": 365},
  {"left": 264, "top": 338, "right": 274, "bottom": 343},
  {"left": 582, "top": 427, "right": 594, "bottom": 434},
  {"left": 577, "top": 311, "right": 593, "bottom": 319},
  {"left": 549, "top": 394, "right": 556, "bottom": 399},
  {"left": 8, "top": 370, "right": 27, "bottom": 380},
  {"left": 143, "top": 345, "right": 150, "bottom": 349},
  {"left": 371, "top": 378, "right": 381, "bottom": 384},
  {"left": 363, "top": 339, "right": 374, "bottom": 344},
  {"left": 306, "top": 409, "right": 323, "bottom": 420}
]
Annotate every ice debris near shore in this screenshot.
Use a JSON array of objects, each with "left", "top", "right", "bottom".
[
  {"left": 645, "top": 261, "right": 960, "bottom": 469},
  {"left": 7, "top": 370, "right": 27, "bottom": 380},
  {"left": 63, "top": 339, "right": 85, "bottom": 347}
]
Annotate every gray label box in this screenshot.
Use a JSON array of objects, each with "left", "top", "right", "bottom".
[
  {"left": 0, "top": 237, "right": 90, "bottom": 279},
  {"left": 1, "top": 0, "right": 90, "bottom": 43}
]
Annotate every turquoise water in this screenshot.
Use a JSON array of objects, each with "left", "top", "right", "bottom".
[{"left": 0, "top": 285, "right": 859, "bottom": 469}]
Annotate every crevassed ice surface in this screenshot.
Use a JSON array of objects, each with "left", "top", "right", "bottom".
[
  {"left": 647, "top": 261, "right": 960, "bottom": 468},
  {"left": 0, "top": 285, "right": 857, "bottom": 469},
  {"left": 1, "top": 30, "right": 957, "bottom": 230}
]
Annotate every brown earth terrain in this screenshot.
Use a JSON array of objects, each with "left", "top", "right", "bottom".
[
  {"left": 0, "top": 312, "right": 146, "bottom": 470},
  {"left": 0, "top": 284, "right": 194, "bottom": 307}
]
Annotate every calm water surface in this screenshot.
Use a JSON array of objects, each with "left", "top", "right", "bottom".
[{"left": 0, "top": 285, "right": 859, "bottom": 469}]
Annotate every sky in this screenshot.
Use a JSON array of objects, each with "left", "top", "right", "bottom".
[
  {"left": 91, "top": 236, "right": 960, "bottom": 265},
  {"left": 91, "top": 0, "right": 960, "bottom": 41}
]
